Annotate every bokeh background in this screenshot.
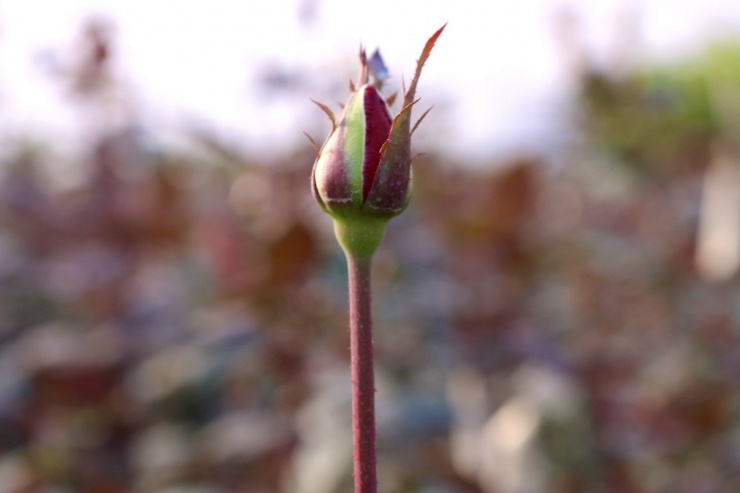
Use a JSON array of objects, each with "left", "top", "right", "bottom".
[{"left": 1, "top": 1, "right": 740, "bottom": 492}]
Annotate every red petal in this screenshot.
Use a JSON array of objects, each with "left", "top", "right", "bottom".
[{"left": 362, "top": 86, "right": 392, "bottom": 202}]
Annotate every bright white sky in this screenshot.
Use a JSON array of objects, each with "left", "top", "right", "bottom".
[{"left": 1, "top": 0, "right": 740, "bottom": 161}]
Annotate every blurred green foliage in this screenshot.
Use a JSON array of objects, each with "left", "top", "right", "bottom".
[{"left": 582, "top": 41, "right": 740, "bottom": 176}]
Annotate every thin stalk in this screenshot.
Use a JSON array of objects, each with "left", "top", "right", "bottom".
[{"left": 347, "top": 253, "right": 377, "bottom": 493}]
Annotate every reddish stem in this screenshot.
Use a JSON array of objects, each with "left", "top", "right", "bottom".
[{"left": 347, "top": 254, "right": 377, "bottom": 493}]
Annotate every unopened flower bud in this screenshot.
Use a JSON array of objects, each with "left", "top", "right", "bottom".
[
  {"left": 310, "top": 25, "right": 445, "bottom": 258},
  {"left": 312, "top": 83, "right": 397, "bottom": 216}
]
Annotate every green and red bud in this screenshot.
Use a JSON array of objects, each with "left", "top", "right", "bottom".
[
  {"left": 310, "top": 25, "right": 445, "bottom": 258},
  {"left": 312, "top": 83, "right": 396, "bottom": 215}
]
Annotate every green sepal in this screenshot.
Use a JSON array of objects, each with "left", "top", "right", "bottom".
[{"left": 332, "top": 214, "right": 390, "bottom": 260}]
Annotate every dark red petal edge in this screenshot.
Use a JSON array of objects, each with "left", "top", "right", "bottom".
[{"left": 362, "top": 86, "right": 392, "bottom": 202}]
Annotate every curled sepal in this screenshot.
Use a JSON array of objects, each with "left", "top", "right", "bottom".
[
  {"left": 364, "top": 24, "right": 445, "bottom": 214},
  {"left": 365, "top": 97, "right": 419, "bottom": 215},
  {"left": 311, "top": 99, "right": 337, "bottom": 132},
  {"left": 402, "top": 23, "right": 446, "bottom": 109}
]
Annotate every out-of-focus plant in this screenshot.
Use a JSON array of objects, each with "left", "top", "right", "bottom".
[
  {"left": 581, "top": 42, "right": 740, "bottom": 176},
  {"left": 309, "top": 25, "right": 445, "bottom": 493}
]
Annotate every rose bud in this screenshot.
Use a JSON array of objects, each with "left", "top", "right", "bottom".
[{"left": 310, "top": 25, "right": 445, "bottom": 258}]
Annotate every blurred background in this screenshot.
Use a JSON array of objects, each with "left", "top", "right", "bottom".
[{"left": 1, "top": 1, "right": 740, "bottom": 492}]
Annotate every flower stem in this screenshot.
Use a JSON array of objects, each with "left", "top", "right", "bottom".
[{"left": 346, "top": 253, "right": 377, "bottom": 493}]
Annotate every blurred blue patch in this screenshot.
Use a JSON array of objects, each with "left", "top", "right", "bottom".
[{"left": 368, "top": 49, "right": 389, "bottom": 82}]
